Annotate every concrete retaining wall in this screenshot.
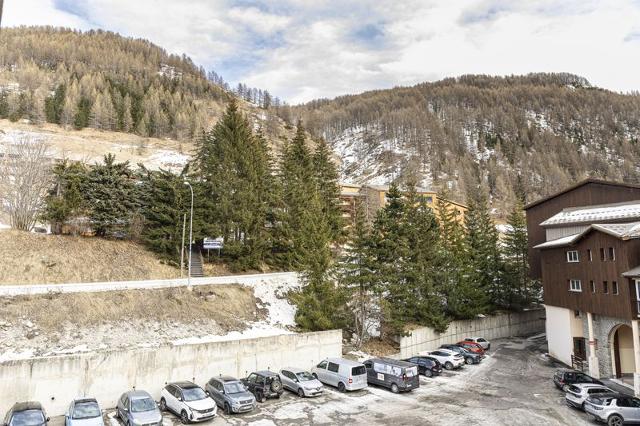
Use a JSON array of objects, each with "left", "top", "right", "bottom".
[
  {"left": 398, "top": 309, "right": 546, "bottom": 358},
  {"left": 0, "top": 330, "right": 342, "bottom": 416}
]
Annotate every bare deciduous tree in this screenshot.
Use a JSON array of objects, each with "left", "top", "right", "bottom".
[{"left": 0, "top": 136, "right": 52, "bottom": 231}]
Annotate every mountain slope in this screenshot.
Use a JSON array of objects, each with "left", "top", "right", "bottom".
[{"left": 293, "top": 73, "right": 640, "bottom": 215}]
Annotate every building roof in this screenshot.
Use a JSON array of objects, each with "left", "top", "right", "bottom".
[
  {"left": 534, "top": 221, "right": 640, "bottom": 250},
  {"left": 540, "top": 201, "right": 640, "bottom": 227},
  {"left": 623, "top": 265, "right": 640, "bottom": 277},
  {"left": 524, "top": 178, "right": 640, "bottom": 210}
]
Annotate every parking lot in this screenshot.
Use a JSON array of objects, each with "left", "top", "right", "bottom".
[{"left": 51, "top": 335, "right": 619, "bottom": 425}]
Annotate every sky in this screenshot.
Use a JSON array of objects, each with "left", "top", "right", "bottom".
[{"left": 4, "top": 0, "right": 640, "bottom": 104}]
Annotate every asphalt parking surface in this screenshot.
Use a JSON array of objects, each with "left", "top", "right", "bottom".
[{"left": 52, "top": 335, "right": 614, "bottom": 425}]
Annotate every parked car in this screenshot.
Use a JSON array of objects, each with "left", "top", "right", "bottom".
[
  {"left": 426, "top": 349, "right": 465, "bottom": 370},
  {"left": 311, "top": 358, "right": 368, "bottom": 392},
  {"left": 363, "top": 358, "right": 420, "bottom": 393},
  {"left": 565, "top": 383, "right": 613, "bottom": 410},
  {"left": 65, "top": 398, "right": 104, "bottom": 426},
  {"left": 553, "top": 369, "right": 603, "bottom": 390},
  {"left": 456, "top": 341, "right": 486, "bottom": 355},
  {"left": 205, "top": 376, "right": 256, "bottom": 415},
  {"left": 440, "top": 344, "right": 483, "bottom": 365},
  {"left": 116, "top": 390, "right": 162, "bottom": 426},
  {"left": 160, "top": 381, "right": 217, "bottom": 423},
  {"left": 402, "top": 356, "right": 443, "bottom": 377},
  {"left": 585, "top": 392, "right": 640, "bottom": 425},
  {"left": 241, "top": 371, "right": 284, "bottom": 402},
  {"left": 463, "top": 337, "right": 491, "bottom": 350},
  {"left": 3, "top": 402, "right": 49, "bottom": 426},
  {"left": 279, "top": 367, "right": 324, "bottom": 397}
]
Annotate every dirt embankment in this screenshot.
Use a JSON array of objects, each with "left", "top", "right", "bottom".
[
  {"left": 0, "top": 230, "right": 180, "bottom": 284},
  {"left": 0, "top": 284, "right": 267, "bottom": 358}
]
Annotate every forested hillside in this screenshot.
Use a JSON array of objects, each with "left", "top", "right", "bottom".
[
  {"left": 0, "top": 26, "right": 286, "bottom": 143},
  {"left": 292, "top": 74, "right": 640, "bottom": 215}
]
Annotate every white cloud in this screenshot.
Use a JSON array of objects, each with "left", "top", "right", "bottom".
[{"left": 4, "top": 0, "right": 640, "bottom": 103}]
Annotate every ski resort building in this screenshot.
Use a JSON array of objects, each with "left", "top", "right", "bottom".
[{"left": 526, "top": 179, "right": 640, "bottom": 394}]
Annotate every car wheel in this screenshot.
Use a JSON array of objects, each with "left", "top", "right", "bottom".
[
  {"left": 445, "top": 362, "right": 453, "bottom": 370},
  {"left": 297, "top": 387, "right": 305, "bottom": 397},
  {"left": 607, "top": 414, "right": 623, "bottom": 426},
  {"left": 338, "top": 382, "right": 346, "bottom": 392},
  {"left": 391, "top": 383, "right": 399, "bottom": 394},
  {"left": 224, "top": 403, "right": 231, "bottom": 415},
  {"left": 180, "top": 411, "right": 189, "bottom": 425},
  {"left": 258, "top": 392, "right": 266, "bottom": 403},
  {"left": 424, "top": 369, "right": 433, "bottom": 378},
  {"left": 159, "top": 398, "right": 167, "bottom": 411},
  {"left": 465, "top": 357, "right": 473, "bottom": 365}
]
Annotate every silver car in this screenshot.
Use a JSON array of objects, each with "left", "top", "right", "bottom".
[
  {"left": 565, "top": 383, "right": 612, "bottom": 410},
  {"left": 65, "top": 399, "right": 104, "bottom": 426},
  {"left": 205, "top": 376, "right": 256, "bottom": 415},
  {"left": 585, "top": 392, "right": 640, "bottom": 426},
  {"left": 279, "top": 367, "right": 324, "bottom": 397},
  {"left": 116, "top": 390, "right": 162, "bottom": 426}
]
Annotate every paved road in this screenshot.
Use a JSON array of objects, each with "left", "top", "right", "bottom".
[{"left": 51, "top": 336, "right": 604, "bottom": 425}]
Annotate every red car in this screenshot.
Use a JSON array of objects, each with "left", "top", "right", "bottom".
[{"left": 456, "top": 341, "right": 485, "bottom": 355}]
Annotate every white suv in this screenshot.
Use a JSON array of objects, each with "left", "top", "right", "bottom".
[
  {"left": 160, "top": 381, "right": 217, "bottom": 423},
  {"left": 426, "top": 349, "right": 465, "bottom": 370}
]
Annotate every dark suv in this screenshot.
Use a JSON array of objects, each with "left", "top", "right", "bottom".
[
  {"left": 3, "top": 402, "right": 49, "bottom": 426},
  {"left": 402, "top": 356, "right": 443, "bottom": 377},
  {"left": 553, "top": 369, "right": 603, "bottom": 390},
  {"left": 440, "top": 344, "right": 483, "bottom": 364},
  {"left": 241, "top": 371, "right": 284, "bottom": 402}
]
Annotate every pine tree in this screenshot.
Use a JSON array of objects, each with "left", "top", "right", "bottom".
[
  {"left": 464, "top": 188, "right": 501, "bottom": 311},
  {"left": 312, "top": 138, "right": 344, "bottom": 242},
  {"left": 44, "top": 83, "right": 66, "bottom": 123},
  {"left": 42, "top": 160, "right": 88, "bottom": 234},
  {"left": 192, "top": 100, "right": 274, "bottom": 270},
  {"left": 122, "top": 94, "right": 133, "bottom": 132},
  {"left": 83, "top": 154, "right": 137, "bottom": 237}
]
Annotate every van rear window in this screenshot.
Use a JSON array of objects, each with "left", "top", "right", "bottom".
[{"left": 352, "top": 366, "right": 366, "bottom": 376}]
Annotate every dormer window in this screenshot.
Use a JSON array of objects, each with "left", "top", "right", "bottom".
[{"left": 567, "top": 250, "right": 579, "bottom": 263}]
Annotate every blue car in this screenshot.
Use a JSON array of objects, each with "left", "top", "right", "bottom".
[{"left": 116, "top": 391, "right": 162, "bottom": 426}]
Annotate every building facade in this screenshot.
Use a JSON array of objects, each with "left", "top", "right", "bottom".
[
  {"left": 339, "top": 183, "right": 467, "bottom": 228},
  {"left": 526, "top": 180, "right": 640, "bottom": 394}
]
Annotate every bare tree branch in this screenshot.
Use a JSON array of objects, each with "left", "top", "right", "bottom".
[{"left": 0, "top": 136, "right": 52, "bottom": 231}]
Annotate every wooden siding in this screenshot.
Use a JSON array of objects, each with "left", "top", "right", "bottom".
[
  {"left": 540, "top": 230, "right": 640, "bottom": 319},
  {"left": 527, "top": 182, "right": 640, "bottom": 279}
]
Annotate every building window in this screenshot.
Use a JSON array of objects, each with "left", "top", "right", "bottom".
[
  {"left": 569, "top": 279, "right": 582, "bottom": 292},
  {"left": 600, "top": 248, "right": 606, "bottom": 261},
  {"left": 609, "top": 247, "right": 615, "bottom": 261},
  {"left": 603, "top": 281, "right": 609, "bottom": 294},
  {"left": 590, "top": 280, "right": 596, "bottom": 293},
  {"left": 587, "top": 249, "right": 592, "bottom": 261},
  {"left": 567, "top": 251, "right": 579, "bottom": 263},
  {"left": 574, "top": 310, "right": 581, "bottom": 317},
  {"left": 613, "top": 281, "right": 619, "bottom": 295}
]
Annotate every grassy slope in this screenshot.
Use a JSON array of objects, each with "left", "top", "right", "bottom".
[{"left": 0, "top": 230, "right": 179, "bottom": 284}]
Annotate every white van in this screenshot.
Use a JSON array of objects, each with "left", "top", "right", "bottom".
[{"left": 311, "top": 358, "right": 368, "bottom": 392}]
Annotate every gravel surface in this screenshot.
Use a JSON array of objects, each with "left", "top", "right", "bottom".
[{"left": 49, "top": 335, "right": 609, "bottom": 425}]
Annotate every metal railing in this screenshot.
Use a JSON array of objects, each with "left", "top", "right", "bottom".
[{"left": 571, "top": 354, "right": 586, "bottom": 372}]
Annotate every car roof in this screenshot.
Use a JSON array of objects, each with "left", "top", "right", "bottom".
[
  {"left": 72, "top": 398, "right": 98, "bottom": 404},
  {"left": 556, "top": 368, "right": 578, "bottom": 373},
  {"left": 591, "top": 392, "right": 627, "bottom": 399},
  {"left": 170, "top": 381, "right": 198, "bottom": 389},
  {"left": 367, "top": 357, "right": 416, "bottom": 368},
  {"left": 126, "top": 390, "right": 152, "bottom": 399},
  {"left": 432, "top": 348, "right": 454, "bottom": 354},
  {"left": 255, "top": 370, "right": 278, "bottom": 377},
  {"left": 325, "top": 357, "right": 364, "bottom": 367},
  {"left": 572, "top": 383, "right": 608, "bottom": 389},
  {"left": 281, "top": 367, "right": 307, "bottom": 373},
  {"left": 11, "top": 402, "right": 43, "bottom": 412},
  {"left": 218, "top": 376, "right": 240, "bottom": 382}
]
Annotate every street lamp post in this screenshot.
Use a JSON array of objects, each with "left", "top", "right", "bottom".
[{"left": 184, "top": 181, "right": 194, "bottom": 290}]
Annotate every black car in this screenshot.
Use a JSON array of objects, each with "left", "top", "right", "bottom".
[
  {"left": 402, "top": 356, "right": 443, "bottom": 377},
  {"left": 3, "top": 402, "right": 49, "bottom": 426},
  {"left": 553, "top": 369, "right": 603, "bottom": 390},
  {"left": 241, "top": 371, "right": 284, "bottom": 402},
  {"left": 440, "top": 344, "right": 483, "bottom": 365}
]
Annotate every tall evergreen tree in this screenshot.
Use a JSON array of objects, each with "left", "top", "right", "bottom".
[
  {"left": 192, "top": 100, "right": 273, "bottom": 270},
  {"left": 312, "top": 139, "right": 344, "bottom": 242},
  {"left": 42, "top": 160, "right": 87, "bottom": 234}
]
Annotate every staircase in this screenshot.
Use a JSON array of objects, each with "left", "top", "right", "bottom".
[{"left": 188, "top": 246, "right": 205, "bottom": 278}]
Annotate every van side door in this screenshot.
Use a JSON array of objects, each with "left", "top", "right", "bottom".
[
  {"left": 315, "top": 361, "right": 328, "bottom": 383},
  {"left": 327, "top": 362, "right": 340, "bottom": 386}
]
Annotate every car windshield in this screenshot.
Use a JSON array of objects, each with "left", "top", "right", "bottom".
[
  {"left": 296, "top": 372, "right": 315, "bottom": 381},
  {"left": 224, "top": 382, "right": 246, "bottom": 394},
  {"left": 130, "top": 398, "right": 156, "bottom": 413},
  {"left": 183, "top": 387, "right": 207, "bottom": 401},
  {"left": 10, "top": 410, "right": 45, "bottom": 426},
  {"left": 72, "top": 402, "right": 101, "bottom": 419}
]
